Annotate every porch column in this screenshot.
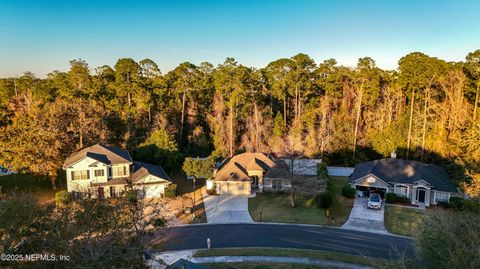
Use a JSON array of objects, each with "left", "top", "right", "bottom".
[
  {"left": 258, "top": 176, "right": 264, "bottom": 192},
  {"left": 411, "top": 186, "right": 417, "bottom": 205}
]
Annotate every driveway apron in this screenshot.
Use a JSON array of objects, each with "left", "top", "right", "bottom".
[
  {"left": 341, "top": 197, "right": 389, "bottom": 234},
  {"left": 203, "top": 193, "right": 253, "bottom": 224}
]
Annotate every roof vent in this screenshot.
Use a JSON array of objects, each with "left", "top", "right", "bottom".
[{"left": 391, "top": 151, "right": 397, "bottom": 159}]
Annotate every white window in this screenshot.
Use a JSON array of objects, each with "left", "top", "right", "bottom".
[
  {"left": 112, "top": 166, "right": 127, "bottom": 177},
  {"left": 72, "top": 170, "right": 89, "bottom": 180},
  {"left": 94, "top": 169, "right": 104, "bottom": 177},
  {"left": 395, "top": 185, "right": 408, "bottom": 197},
  {"left": 272, "top": 179, "right": 282, "bottom": 191},
  {"left": 435, "top": 192, "right": 449, "bottom": 203}
]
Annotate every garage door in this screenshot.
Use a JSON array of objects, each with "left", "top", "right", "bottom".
[
  {"left": 218, "top": 181, "right": 251, "bottom": 195},
  {"left": 144, "top": 184, "right": 165, "bottom": 198}
]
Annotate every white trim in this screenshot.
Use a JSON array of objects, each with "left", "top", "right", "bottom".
[
  {"left": 394, "top": 184, "right": 409, "bottom": 197},
  {"left": 351, "top": 173, "right": 392, "bottom": 187}
]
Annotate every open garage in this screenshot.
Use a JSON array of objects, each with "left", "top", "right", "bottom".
[{"left": 350, "top": 174, "right": 389, "bottom": 198}]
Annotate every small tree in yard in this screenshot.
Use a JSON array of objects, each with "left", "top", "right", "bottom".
[
  {"left": 164, "top": 184, "right": 177, "bottom": 198},
  {"left": 55, "top": 190, "right": 71, "bottom": 207},
  {"left": 0, "top": 191, "right": 170, "bottom": 268},
  {"left": 317, "top": 191, "right": 333, "bottom": 209},
  {"left": 342, "top": 185, "right": 355, "bottom": 198}
]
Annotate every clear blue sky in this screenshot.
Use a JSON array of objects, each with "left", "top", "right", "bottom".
[{"left": 1, "top": 0, "right": 479, "bottom": 78}]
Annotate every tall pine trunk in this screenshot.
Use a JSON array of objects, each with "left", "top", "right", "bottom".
[
  {"left": 180, "top": 90, "right": 186, "bottom": 141},
  {"left": 283, "top": 95, "right": 287, "bottom": 127},
  {"left": 352, "top": 84, "right": 364, "bottom": 160},
  {"left": 474, "top": 84, "right": 479, "bottom": 122},
  {"left": 406, "top": 88, "right": 416, "bottom": 159},
  {"left": 254, "top": 103, "right": 260, "bottom": 152},
  {"left": 229, "top": 103, "right": 234, "bottom": 157},
  {"left": 421, "top": 89, "right": 429, "bottom": 161}
]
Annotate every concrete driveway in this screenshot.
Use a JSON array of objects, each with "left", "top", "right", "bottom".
[
  {"left": 341, "top": 197, "right": 388, "bottom": 234},
  {"left": 202, "top": 193, "right": 253, "bottom": 224}
]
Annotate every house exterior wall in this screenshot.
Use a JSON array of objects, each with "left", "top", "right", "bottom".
[
  {"left": 263, "top": 177, "right": 292, "bottom": 192},
  {"left": 66, "top": 157, "right": 109, "bottom": 193},
  {"left": 133, "top": 175, "right": 171, "bottom": 198},
  {"left": 216, "top": 181, "right": 251, "bottom": 195},
  {"left": 111, "top": 163, "right": 131, "bottom": 178},
  {"left": 351, "top": 175, "right": 390, "bottom": 190}
]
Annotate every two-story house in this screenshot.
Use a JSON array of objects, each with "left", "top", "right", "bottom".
[{"left": 63, "top": 144, "right": 171, "bottom": 199}]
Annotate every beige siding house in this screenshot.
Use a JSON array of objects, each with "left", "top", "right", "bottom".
[
  {"left": 63, "top": 144, "right": 171, "bottom": 199},
  {"left": 213, "top": 153, "right": 291, "bottom": 195}
]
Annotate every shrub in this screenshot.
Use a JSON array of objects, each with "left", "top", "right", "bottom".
[
  {"left": 437, "top": 201, "right": 450, "bottom": 208},
  {"left": 164, "top": 184, "right": 177, "bottom": 198},
  {"left": 55, "top": 190, "right": 70, "bottom": 207},
  {"left": 319, "top": 191, "right": 333, "bottom": 209},
  {"left": 449, "top": 197, "right": 466, "bottom": 211},
  {"left": 385, "top": 193, "right": 397, "bottom": 203},
  {"left": 342, "top": 185, "right": 356, "bottom": 198},
  {"left": 153, "top": 217, "right": 167, "bottom": 228},
  {"left": 317, "top": 162, "right": 328, "bottom": 181},
  {"left": 396, "top": 196, "right": 410, "bottom": 204}
]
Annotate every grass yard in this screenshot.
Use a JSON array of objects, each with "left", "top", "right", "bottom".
[
  {"left": 169, "top": 173, "right": 207, "bottom": 224},
  {"left": 0, "top": 173, "right": 65, "bottom": 204},
  {"left": 384, "top": 205, "right": 425, "bottom": 236},
  {"left": 204, "top": 262, "right": 329, "bottom": 269},
  {"left": 327, "top": 176, "right": 354, "bottom": 226},
  {"left": 249, "top": 192, "right": 327, "bottom": 224},
  {"left": 248, "top": 176, "right": 353, "bottom": 226},
  {"left": 195, "top": 248, "right": 382, "bottom": 267}
]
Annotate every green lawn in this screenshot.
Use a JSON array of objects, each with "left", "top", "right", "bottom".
[
  {"left": 248, "top": 176, "right": 353, "bottom": 226},
  {"left": 204, "top": 262, "right": 330, "bottom": 269},
  {"left": 384, "top": 205, "right": 425, "bottom": 236},
  {"left": 195, "top": 248, "right": 381, "bottom": 267}
]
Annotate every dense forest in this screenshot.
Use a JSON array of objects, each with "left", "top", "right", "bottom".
[{"left": 0, "top": 51, "right": 479, "bottom": 196}]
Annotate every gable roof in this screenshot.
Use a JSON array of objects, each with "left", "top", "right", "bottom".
[
  {"left": 214, "top": 161, "right": 251, "bottom": 182},
  {"left": 166, "top": 259, "right": 208, "bottom": 269},
  {"left": 215, "top": 152, "right": 277, "bottom": 182},
  {"left": 131, "top": 161, "right": 171, "bottom": 183},
  {"left": 349, "top": 158, "right": 458, "bottom": 192},
  {"left": 63, "top": 144, "right": 132, "bottom": 169}
]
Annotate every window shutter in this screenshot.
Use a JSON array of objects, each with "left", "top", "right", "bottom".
[
  {"left": 123, "top": 166, "right": 127, "bottom": 176},
  {"left": 71, "top": 171, "right": 74, "bottom": 180},
  {"left": 87, "top": 170, "right": 90, "bottom": 179}
]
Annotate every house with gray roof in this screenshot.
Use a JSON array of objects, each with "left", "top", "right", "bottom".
[
  {"left": 349, "top": 158, "right": 461, "bottom": 206},
  {"left": 63, "top": 144, "right": 171, "bottom": 199}
]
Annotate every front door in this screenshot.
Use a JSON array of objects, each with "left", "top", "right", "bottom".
[
  {"left": 98, "top": 187, "right": 104, "bottom": 199},
  {"left": 417, "top": 189, "right": 425, "bottom": 203}
]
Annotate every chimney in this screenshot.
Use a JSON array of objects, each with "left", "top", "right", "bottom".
[{"left": 391, "top": 151, "right": 397, "bottom": 159}]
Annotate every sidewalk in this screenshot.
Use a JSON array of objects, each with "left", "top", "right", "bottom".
[{"left": 150, "top": 250, "right": 373, "bottom": 269}]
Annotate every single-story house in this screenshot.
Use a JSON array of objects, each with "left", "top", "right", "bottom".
[
  {"left": 213, "top": 152, "right": 292, "bottom": 195},
  {"left": 349, "top": 158, "right": 461, "bottom": 206},
  {"left": 63, "top": 144, "right": 171, "bottom": 199}
]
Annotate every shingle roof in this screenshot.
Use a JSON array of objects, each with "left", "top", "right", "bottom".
[
  {"left": 63, "top": 144, "right": 132, "bottom": 169},
  {"left": 131, "top": 161, "right": 171, "bottom": 183},
  {"left": 350, "top": 158, "right": 458, "bottom": 192},
  {"left": 215, "top": 152, "right": 291, "bottom": 182},
  {"left": 264, "top": 160, "right": 291, "bottom": 178},
  {"left": 166, "top": 259, "right": 208, "bottom": 269}
]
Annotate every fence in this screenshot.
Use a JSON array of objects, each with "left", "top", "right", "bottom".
[{"left": 327, "top": 166, "right": 354, "bottom": 177}]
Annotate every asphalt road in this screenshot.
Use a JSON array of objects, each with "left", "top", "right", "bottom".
[{"left": 151, "top": 224, "right": 415, "bottom": 259}]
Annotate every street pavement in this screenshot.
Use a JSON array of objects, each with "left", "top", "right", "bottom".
[{"left": 150, "top": 223, "right": 414, "bottom": 259}]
